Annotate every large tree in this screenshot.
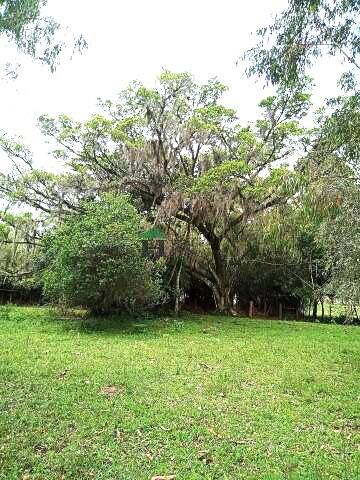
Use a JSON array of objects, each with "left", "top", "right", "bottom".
[{"left": 1, "top": 72, "right": 311, "bottom": 312}]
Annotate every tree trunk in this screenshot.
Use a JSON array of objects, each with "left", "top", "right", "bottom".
[
  {"left": 213, "top": 285, "right": 232, "bottom": 313},
  {"left": 209, "top": 238, "right": 234, "bottom": 314},
  {"left": 189, "top": 228, "right": 234, "bottom": 314},
  {"left": 312, "top": 300, "right": 318, "bottom": 321}
]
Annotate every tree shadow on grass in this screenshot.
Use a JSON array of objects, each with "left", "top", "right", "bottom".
[
  {"left": 2, "top": 304, "right": 241, "bottom": 338},
  {"left": 52, "top": 310, "right": 203, "bottom": 338},
  {"left": 53, "top": 310, "right": 302, "bottom": 339},
  {"left": 4, "top": 305, "right": 334, "bottom": 342},
  {"left": 53, "top": 311, "right": 349, "bottom": 346},
  {"left": 50, "top": 309, "right": 275, "bottom": 340}
]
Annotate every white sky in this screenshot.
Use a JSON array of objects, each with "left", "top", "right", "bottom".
[{"left": 0, "top": 0, "right": 343, "bottom": 171}]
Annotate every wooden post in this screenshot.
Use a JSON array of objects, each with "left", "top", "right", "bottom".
[
  {"left": 279, "top": 302, "right": 283, "bottom": 320},
  {"left": 249, "top": 300, "right": 254, "bottom": 318}
]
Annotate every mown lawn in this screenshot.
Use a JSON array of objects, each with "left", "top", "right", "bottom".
[{"left": 0, "top": 306, "right": 359, "bottom": 480}]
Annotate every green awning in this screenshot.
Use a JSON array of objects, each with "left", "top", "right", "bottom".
[{"left": 140, "top": 227, "right": 166, "bottom": 241}]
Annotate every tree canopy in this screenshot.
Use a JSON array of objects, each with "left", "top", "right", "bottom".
[
  {"left": 0, "top": 1, "right": 359, "bottom": 320},
  {"left": 0, "top": 71, "right": 313, "bottom": 313}
]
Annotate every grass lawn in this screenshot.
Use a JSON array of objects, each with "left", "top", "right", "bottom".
[{"left": 0, "top": 307, "right": 359, "bottom": 480}]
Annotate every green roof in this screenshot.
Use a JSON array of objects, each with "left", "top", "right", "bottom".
[{"left": 140, "top": 227, "right": 166, "bottom": 241}]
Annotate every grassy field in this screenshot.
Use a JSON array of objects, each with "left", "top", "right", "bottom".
[{"left": 0, "top": 306, "right": 359, "bottom": 480}]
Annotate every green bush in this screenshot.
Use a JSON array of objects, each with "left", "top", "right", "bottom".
[{"left": 38, "top": 194, "right": 164, "bottom": 313}]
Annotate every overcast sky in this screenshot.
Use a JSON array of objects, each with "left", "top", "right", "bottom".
[{"left": 0, "top": 0, "right": 342, "bottom": 171}]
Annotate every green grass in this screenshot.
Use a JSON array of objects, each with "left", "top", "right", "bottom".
[{"left": 0, "top": 306, "right": 359, "bottom": 480}]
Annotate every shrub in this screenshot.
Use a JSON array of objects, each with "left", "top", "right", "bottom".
[{"left": 39, "top": 194, "right": 164, "bottom": 313}]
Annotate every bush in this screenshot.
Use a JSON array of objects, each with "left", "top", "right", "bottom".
[{"left": 38, "top": 194, "right": 164, "bottom": 313}]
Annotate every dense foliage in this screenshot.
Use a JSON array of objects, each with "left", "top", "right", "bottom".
[
  {"left": 0, "top": 72, "right": 311, "bottom": 313},
  {"left": 0, "top": 1, "right": 359, "bottom": 320},
  {"left": 39, "top": 195, "right": 164, "bottom": 313},
  {"left": 243, "top": 0, "right": 360, "bottom": 319}
]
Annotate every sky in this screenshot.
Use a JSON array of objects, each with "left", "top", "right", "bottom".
[{"left": 0, "top": 0, "right": 342, "bottom": 172}]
